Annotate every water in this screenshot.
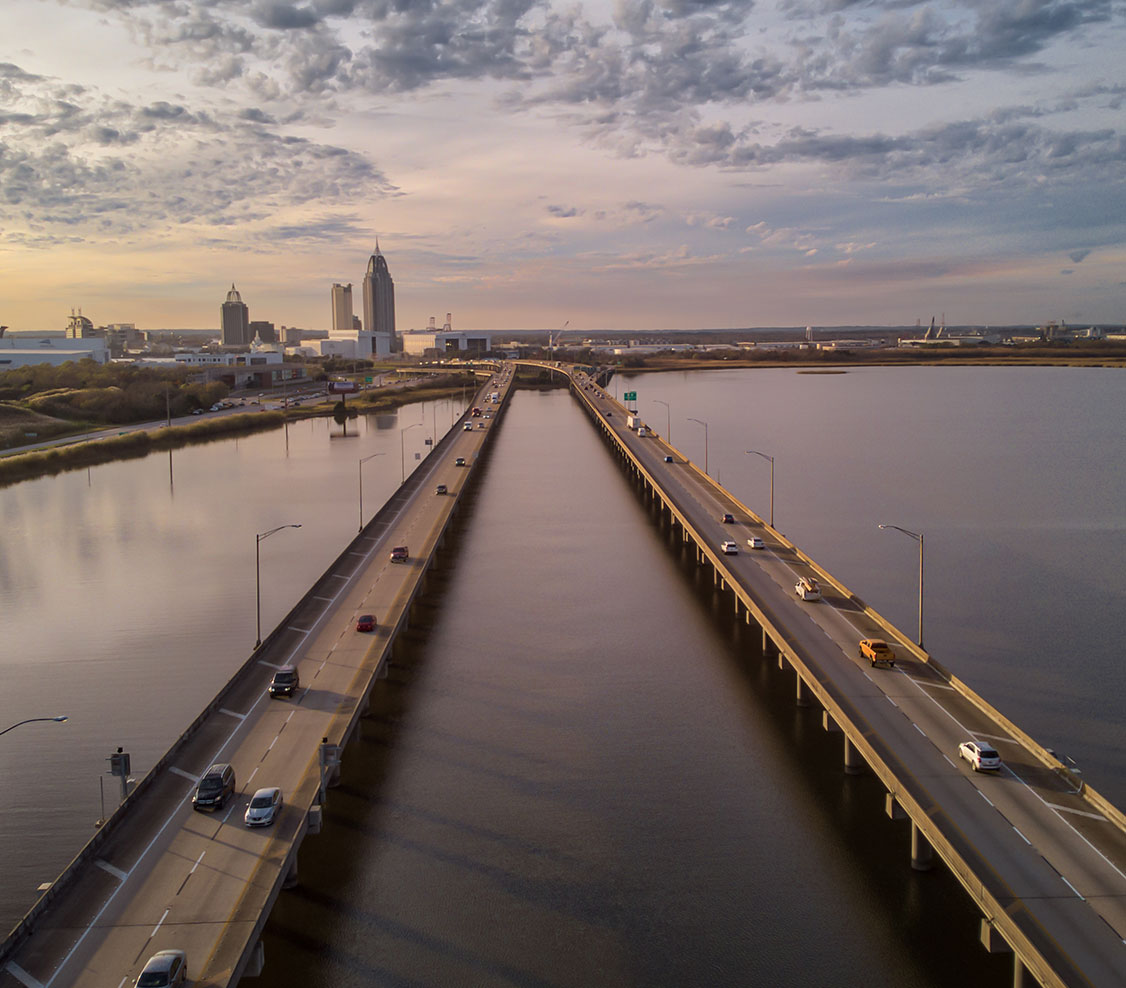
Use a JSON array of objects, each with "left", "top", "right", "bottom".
[
  {"left": 256, "top": 387, "right": 1008, "bottom": 987},
  {"left": 0, "top": 366, "right": 1119, "bottom": 986},
  {"left": 615, "top": 365, "right": 1126, "bottom": 806}
]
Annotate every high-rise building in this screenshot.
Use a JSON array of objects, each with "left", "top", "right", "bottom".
[
  {"left": 249, "top": 320, "right": 276, "bottom": 344},
  {"left": 66, "top": 310, "right": 96, "bottom": 338},
  {"left": 361, "top": 243, "right": 396, "bottom": 357},
  {"left": 221, "top": 284, "right": 250, "bottom": 346},
  {"left": 331, "top": 283, "right": 354, "bottom": 335}
]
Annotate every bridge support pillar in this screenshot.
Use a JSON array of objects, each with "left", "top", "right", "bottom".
[
  {"left": 777, "top": 653, "right": 786, "bottom": 671},
  {"left": 307, "top": 805, "right": 323, "bottom": 835},
  {"left": 795, "top": 675, "right": 810, "bottom": 707},
  {"left": 910, "top": 822, "right": 934, "bottom": 871},
  {"left": 979, "top": 919, "right": 1012, "bottom": 954},
  {"left": 244, "top": 940, "right": 266, "bottom": 977},
  {"left": 822, "top": 711, "right": 841, "bottom": 733},
  {"left": 885, "top": 793, "right": 906, "bottom": 820},
  {"left": 283, "top": 855, "right": 299, "bottom": 889},
  {"left": 762, "top": 628, "right": 771, "bottom": 657},
  {"left": 843, "top": 736, "right": 864, "bottom": 775},
  {"left": 319, "top": 739, "right": 342, "bottom": 794},
  {"left": 1011, "top": 957, "right": 1029, "bottom": 988}
]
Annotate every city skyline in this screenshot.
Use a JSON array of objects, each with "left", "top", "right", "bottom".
[{"left": 1, "top": 1, "right": 1124, "bottom": 333}]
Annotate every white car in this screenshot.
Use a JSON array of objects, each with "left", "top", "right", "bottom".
[
  {"left": 244, "top": 787, "right": 283, "bottom": 827},
  {"left": 746, "top": 536, "right": 765, "bottom": 550},
  {"left": 958, "top": 741, "right": 1002, "bottom": 772},
  {"left": 721, "top": 540, "right": 739, "bottom": 555},
  {"left": 795, "top": 577, "right": 822, "bottom": 601}
]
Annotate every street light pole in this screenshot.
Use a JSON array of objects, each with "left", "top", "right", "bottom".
[
  {"left": 0, "top": 715, "right": 68, "bottom": 738},
  {"left": 401, "top": 421, "right": 422, "bottom": 484},
  {"left": 358, "top": 452, "right": 385, "bottom": 533},
  {"left": 654, "top": 399, "right": 671, "bottom": 444},
  {"left": 688, "top": 417, "right": 709, "bottom": 476},
  {"left": 256, "top": 523, "right": 302, "bottom": 648},
  {"left": 879, "top": 524, "right": 924, "bottom": 647},
  {"left": 745, "top": 450, "right": 775, "bottom": 528}
]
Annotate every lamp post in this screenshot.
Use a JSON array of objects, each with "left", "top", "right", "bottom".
[
  {"left": 256, "top": 523, "right": 302, "bottom": 648},
  {"left": 0, "top": 715, "right": 68, "bottom": 738},
  {"left": 745, "top": 449, "right": 775, "bottom": 528},
  {"left": 654, "top": 399, "right": 671, "bottom": 444},
  {"left": 688, "top": 417, "right": 709, "bottom": 476},
  {"left": 879, "top": 524, "right": 924, "bottom": 647},
  {"left": 358, "top": 452, "right": 385, "bottom": 533},
  {"left": 401, "top": 421, "right": 422, "bottom": 483}
]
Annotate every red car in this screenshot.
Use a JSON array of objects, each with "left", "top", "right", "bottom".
[
  {"left": 356, "top": 614, "right": 376, "bottom": 632},
  {"left": 390, "top": 546, "right": 409, "bottom": 563}
]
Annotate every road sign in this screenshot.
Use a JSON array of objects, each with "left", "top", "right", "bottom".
[{"left": 624, "top": 391, "right": 637, "bottom": 401}]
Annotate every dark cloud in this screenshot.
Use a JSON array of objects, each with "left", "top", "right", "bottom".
[
  {"left": 1068, "top": 248, "right": 1091, "bottom": 263},
  {"left": 547, "top": 204, "right": 581, "bottom": 217},
  {"left": 253, "top": 1, "right": 323, "bottom": 29}
]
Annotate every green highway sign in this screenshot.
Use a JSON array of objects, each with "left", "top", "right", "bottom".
[{"left": 623, "top": 391, "right": 637, "bottom": 401}]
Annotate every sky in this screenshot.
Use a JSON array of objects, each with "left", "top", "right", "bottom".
[{"left": 2, "top": 0, "right": 1125, "bottom": 334}]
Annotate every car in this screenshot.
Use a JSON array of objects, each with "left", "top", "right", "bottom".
[
  {"left": 191, "top": 408, "right": 203, "bottom": 415},
  {"left": 959, "top": 741, "right": 1002, "bottom": 772},
  {"left": 721, "top": 540, "right": 739, "bottom": 555},
  {"left": 268, "top": 666, "right": 300, "bottom": 697},
  {"left": 435, "top": 484, "right": 448, "bottom": 495},
  {"left": 355, "top": 614, "right": 376, "bottom": 632},
  {"left": 663, "top": 455, "right": 674, "bottom": 463},
  {"left": 244, "top": 787, "right": 283, "bottom": 827},
  {"left": 795, "top": 576, "right": 822, "bottom": 601},
  {"left": 721, "top": 512, "right": 735, "bottom": 524},
  {"left": 746, "top": 536, "right": 765, "bottom": 550},
  {"left": 192, "top": 763, "right": 235, "bottom": 811},
  {"left": 454, "top": 457, "right": 466, "bottom": 466},
  {"left": 463, "top": 422, "right": 474, "bottom": 431},
  {"left": 477, "top": 422, "right": 486, "bottom": 429},
  {"left": 390, "top": 545, "right": 409, "bottom": 563},
  {"left": 136, "top": 949, "right": 187, "bottom": 987},
  {"left": 858, "top": 639, "right": 896, "bottom": 668}
]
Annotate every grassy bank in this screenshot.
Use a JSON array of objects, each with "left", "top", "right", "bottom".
[{"left": 0, "top": 382, "right": 473, "bottom": 489}]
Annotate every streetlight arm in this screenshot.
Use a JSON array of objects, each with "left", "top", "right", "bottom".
[
  {"left": 0, "top": 716, "right": 68, "bottom": 737},
  {"left": 258, "top": 523, "right": 303, "bottom": 543}
]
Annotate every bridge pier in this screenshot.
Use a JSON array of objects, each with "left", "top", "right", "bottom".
[
  {"left": 319, "top": 739, "right": 342, "bottom": 799},
  {"left": 795, "top": 675, "right": 810, "bottom": 707},
  {"left": 243, "top": 939, "right": 266, "bottom": 976},
  {"left": 762, "top": 628, "right": 771, "bottom": 657},
  {"left": 843, "top": 736, "right": 864, "bottom": 775},
  {"left": 822, "top": 711, "right": 841, "bottom": 733},
  {"left": 282, "top": 855, "right": 299, "bottom": 889},
  {"left": 910, "top": 821, "right": 934, "bottom": 871},
  {"left": 885, "top": 793, "right": 907, "bottom": 820}
]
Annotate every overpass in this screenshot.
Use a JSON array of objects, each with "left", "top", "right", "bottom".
[
  {"left": 551, "top": 362, "right": 1126, "bottom": 988},
  {"left": 0, "top": 366, "right": 514, "bottom": 988}
]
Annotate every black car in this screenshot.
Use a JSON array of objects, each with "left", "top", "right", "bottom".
[
  {"left": 192, "top": 763, "right": 235, "bottom": 811},
  {"left": 268, "top": 666, "right": 299, "bottom": 698}
]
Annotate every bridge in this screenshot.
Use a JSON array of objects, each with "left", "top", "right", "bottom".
[{"left": 2, "top": 360, "right": 1125, "bottom": 988}]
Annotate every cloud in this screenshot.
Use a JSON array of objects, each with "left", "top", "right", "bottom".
[
  {"left": 1067, "top": 248, "right": 1091, "bottom": 263},
  {"left": 547, "top": 204, "right": 582, "bottom": 217}
]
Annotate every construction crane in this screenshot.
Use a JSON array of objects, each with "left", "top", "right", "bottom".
[{"left": 549, "top": 320, "right": 569, "bottom": 362}]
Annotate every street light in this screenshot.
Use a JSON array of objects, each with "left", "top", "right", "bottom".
[
  {"left": 401, "top": 421, "right": 422, "bottom": 483},
  {"left": 688, "top": 417, "right": 709, "bottom": 476},
  {"left": 256, "top": 523, "right": 302, "bottom": 648},
  {"left": 879, "top": 524, "right": 925, "bottom": 648},
  {"left": 654, "top": 399, "right": 671, "bottom": 443},
  {"left": 0, "top": 715, "right": 68, "bottom": 738},
  {"left": 358, "top": 452, "right": 386, "bottom": 533},
  {"left": 745, "top": 450, "right": 775, "bottom": 528}
]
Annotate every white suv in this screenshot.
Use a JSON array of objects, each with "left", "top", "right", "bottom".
[{"left": 958, "top": 741, "right": 1002, "bottom": 772}]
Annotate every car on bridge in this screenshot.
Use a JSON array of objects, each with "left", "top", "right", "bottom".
[
  {"left": 390, "top": 546, "right": 409, "bottom": 563},
  {"left": 244, "top": 787, "right": 283, "bottom": 827},
  {"left": 858, "top": 638, "right": 896, "bottom": 668},
  {"left": 721, "top": 512, "right": 735, "bottom": 524},
  {"left": 795, "top": 577, "right": 822, "bottom": 601},
  {"left": 746, "top": 536, "right": 765, "bottom": 550},
  {"left": 192, "top": 763, "right": 235, "bottom": 812},
  {"left": 721, "top": 540, "right": 739, "bottom": 555},
  {"left": 436, "top": 484, "right": 448, "bottom": 495},
  {"left": 455, "top": 457, "right": 466, "bottom": 466},
  {"left": 959, "top": 741, "right": 1002, "bottom": 772},
  {"left": 356, "top": 614, "right": 376, "bottom": 632},
  {"left": 136, "top": 949, "right": 187, "bottom": 987},
  {"left": 268, "top": 666, "right": 300, "bottom": 698}
]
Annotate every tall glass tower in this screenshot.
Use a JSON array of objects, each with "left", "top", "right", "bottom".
[
  {"left": 221, "top": 285, "right": 250, "bottom": 346},
  {"left": 361, "top": 244, "right": 396, "bottom": 357}
]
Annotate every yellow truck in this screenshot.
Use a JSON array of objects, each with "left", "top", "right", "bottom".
[{"left": 858, "top": 638, "right": 896, "bottom": 668}]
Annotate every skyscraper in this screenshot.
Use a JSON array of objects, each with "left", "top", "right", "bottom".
[
  {"left": 221, "top": 285, "right": 250, "bottom": 346},
  {"left": 361, "top": 244, "right": 396, "bottom": 357},
  {"left": 331, "top": 283, "right": 354, "bottom": 335}
]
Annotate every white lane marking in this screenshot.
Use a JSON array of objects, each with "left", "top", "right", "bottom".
[
  {"left": 95, "top": 860, "right": 127, "bottom": 882},
  {"left": 1013, "top": 827, "right": 1031, "bottom": 845},
  {"left": 312, "top": 596, "right": 334, "bottom": 602},
  {"left": 117, "top": 979, "right": 128, "bottom": 988},
  {"left": 6, "top": 963, "right": 45, "bottom": 988},
  {"left": 219, "top": 708, "right": 246, "bottom": 721},
  {"left": 286, "top": 711, "right": 295, "bottom": 723},
  {"left": 943, "top": 755, "right": 957, "bottom": 769},
  {"left": 247, "top": 766, "right": 259, "bottom": 784},
  {"left": 913, "top": 724, "right": 927, "bottom": 737},
  {"left": 149, "top": 907, "right": 170, "bottom": 939},
  {"left": 168, "top": 766, "right": 196, "bottom": 782},
  {"left": 1044, "top": 803, "right": 1106, "bottom": 821},
  {"left": 287, "top": 626, "right": 311, "bottom": 634},
  {"left": 978, "top": 790, "right": 995, "bottom": 808},
  {"left": 1061, "top": 876, "right": 1085, "bottom": 900},
  {"left": 189, "top": 851, "right": 205, "bottom": 874},
  {"left": 886, "top": 696, "right": 898, "bottom": 708},
  {"left": 910, "top": 679, "right": 954, "bottom": 690},
  {"left": 973, "top": 731, "right": 1017, "bottom": 744},
  {"left": 257, "top": 660, "right": 285, "bottom": 670}
]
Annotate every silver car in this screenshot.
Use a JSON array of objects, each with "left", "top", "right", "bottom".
[
  {"left": 136, "top": 950, "right": 186, "bottom": 987},
  {"left": 244, "top": 787, "right": 283, "bottom": 827}
]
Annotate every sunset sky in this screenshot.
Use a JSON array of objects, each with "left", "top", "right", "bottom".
[{"left": 2, "top": 0, "right": 1124, "bottom": 333}]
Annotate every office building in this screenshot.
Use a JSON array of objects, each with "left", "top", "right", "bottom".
[
  {"left": 221, "top": 285, "right": 251, "bottom": 347},
  {"left": 331, "top": 284, "right": 354, "bottom": 335},
  {"left": 361, "top": 244, "right": 396, "bottom": 357}
]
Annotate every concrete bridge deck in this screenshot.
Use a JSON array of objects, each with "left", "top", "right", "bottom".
[
  {"left": 555, "top": 363, "right": 1126, "bottom": 988},
  {"left": 0, "top": 366, "right": 514, "bottom": 988}
]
